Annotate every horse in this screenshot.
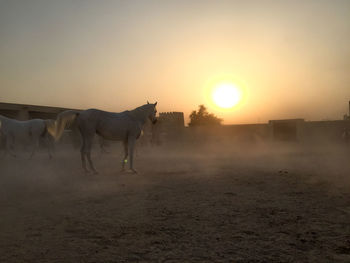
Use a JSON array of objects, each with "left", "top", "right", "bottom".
[
  {"left": 0, "top": 115, "right": 55, "bottom": 158},
  {"left": 51, "top": 102, "right": 158, "bottom": 174}
]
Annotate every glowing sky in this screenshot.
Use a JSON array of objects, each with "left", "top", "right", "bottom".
[{"left": 0, "top": 0, "right": 349, "bottom": 124}]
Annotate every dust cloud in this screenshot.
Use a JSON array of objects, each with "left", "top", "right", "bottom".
[{"left": 1, "top": 135, "right": 350, "bottom": 262}]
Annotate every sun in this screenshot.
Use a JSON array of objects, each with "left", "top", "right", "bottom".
[{"left": 212, "top": 83, "right": 242, "bottom": 109}]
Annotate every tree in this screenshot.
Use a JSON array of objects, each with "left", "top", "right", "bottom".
[{"left": 189, "top": 105, "right": 222, "bottom": 127}]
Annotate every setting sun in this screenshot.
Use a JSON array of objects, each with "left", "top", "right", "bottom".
[{"left": 212, "top": 83, "right": 242, "bottom": 109}]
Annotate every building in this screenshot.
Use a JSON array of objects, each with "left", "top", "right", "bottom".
[
  {"left": 0, "top": 102, "right": 79, "bottom": 120},
  {"left": 344, "top": 101, "right": 350, "bottom": 120},
  {"left": 269, "top": 119, "right": 305, "bottom": 141},
  {"left": 2, "top": 101, "right": 349, "bottom": 144},
  {"left": 152, "top": 112, "right": 185, "bottom": 144}
]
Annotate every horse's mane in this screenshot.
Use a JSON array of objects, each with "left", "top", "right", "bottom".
[{"left": 128, "top": 104, "right": 153, "bottom": 121}]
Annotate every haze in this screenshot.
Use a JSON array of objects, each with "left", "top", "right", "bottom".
[{"left": 0, "top": 0, "right": 349, "bottom": 124}]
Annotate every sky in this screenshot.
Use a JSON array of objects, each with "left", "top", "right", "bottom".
[{"left": 0, "top": 0, "right": 349, "bottom": 124}]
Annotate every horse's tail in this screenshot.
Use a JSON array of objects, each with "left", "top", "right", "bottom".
[
  {"left": 49, "top": 110, "right": 80, "bottom": 141},
  {"left": 44, "top": 119, "right": 56, "bottom": 138}
]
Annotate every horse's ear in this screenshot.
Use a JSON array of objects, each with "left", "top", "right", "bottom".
[
  {"left": 154, "top": 102, "right": 157, "bottom": 106},
  {"left": 147, "top": 101, "right": 149, "bottom": 104}
]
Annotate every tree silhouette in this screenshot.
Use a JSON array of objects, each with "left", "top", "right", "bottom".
[{"left": 189, "top": 105, "right": 222, "bottom": 127}]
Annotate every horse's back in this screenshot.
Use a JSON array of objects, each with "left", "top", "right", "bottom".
[
  {"left": 79, "top": 109, "right": 128, "bottom": 122},
  {"left": 0, "top": 117, "right": 46, "bottom": 139},
  {"left": 78, "top": 109, "right": 136, "bottom": 140}
]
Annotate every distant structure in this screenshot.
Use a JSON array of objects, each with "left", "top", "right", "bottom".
[
  {"left": 151, "top": 112, "right": 185, "bottom": 144},
  {"left": 158, "top": 112, "right": 185, "bottom": 128},
  {"left": 343, "top": 101, "right": 350, "bottom": 120},
  {"left": 2, "top": 101, "right": 349, "bottom": 145},
  {"left": 0, "top": 102, "right": 79, "bottom": 120},
  {"left": 269, "top": 119, "right": 304, "bottom": 141}
]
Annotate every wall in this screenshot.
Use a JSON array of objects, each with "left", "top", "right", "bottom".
[{"left": 0, "top": 102, "right": 78, "bottom": 120}]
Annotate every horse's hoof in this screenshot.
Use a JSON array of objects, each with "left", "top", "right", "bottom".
[
  {"left": 131, "top": 169, "right": 138, "bottom": 174},
  {"left": 92, "top": 171, "right": 99, "bottom": 175}
]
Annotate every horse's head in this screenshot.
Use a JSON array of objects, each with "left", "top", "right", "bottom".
[{"left": 147, "top": 101, "right": 158, "bottom": 124}]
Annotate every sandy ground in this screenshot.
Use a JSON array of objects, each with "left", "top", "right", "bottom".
[{"left": 1, "top": 142, "right": 350, "bottom": 262}]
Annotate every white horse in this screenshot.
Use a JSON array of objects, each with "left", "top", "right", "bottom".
[
  {"left": 0, "top": 115, "right": 55, "bottom": 158},
  {"left": 51, "top": 102, "right": 158, "bottom": 174}
]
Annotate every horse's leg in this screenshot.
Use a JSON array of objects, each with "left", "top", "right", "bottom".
[
  {"left": 81, "top": 131, "right": 97, "bottom": 174},
  {"left": 99, "top": 136, "right": 109, "bottom": 155},
  {"left": 80, "top": 136, "right": 88, "bottom": 173},
  {"left": 7, "top": 134, "right": 16, "bottom": 157},
  {"left": 128, "top": 137, "right": 137, "bottom": 173},
  {"left": 85, "top": 135, "right": 98, "bottom": 174},
  {"left": 135, "top": 141, "right": 139, "bottom": 157},
  {"left": 87, "top": 151, "right": 98, "bottom": 174},
  {"left": 29, "top": 138, "right": 39, "bottom": 159},
  {"left": 45, "top": 134, "right": 53, "bottom": 159},
  {"left": 98, "top": 136, "right": 103, "bottom": 155},
  {"left": 121, "top": 139, "right": 128, "bottom": 171}
]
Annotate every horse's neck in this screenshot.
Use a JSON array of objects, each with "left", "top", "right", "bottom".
[{"left": 128, "top": 107, "right": 149, "bottom": 125}]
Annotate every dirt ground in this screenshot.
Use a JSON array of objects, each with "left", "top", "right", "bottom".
[{"left": 1, "top": 142, "right": 350, "bottom": 262}]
